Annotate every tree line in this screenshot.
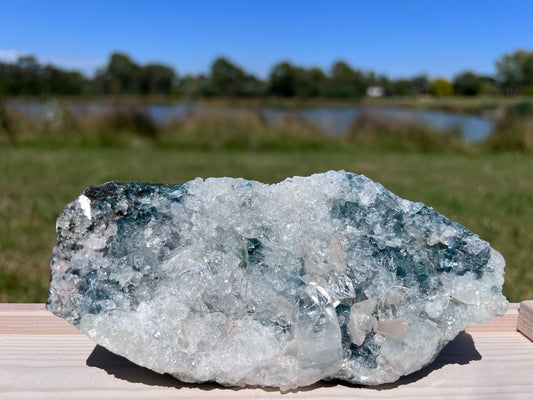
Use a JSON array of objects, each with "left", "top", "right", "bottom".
[{"left": 1, "top": 50, "right": 532, "bottom": 98}]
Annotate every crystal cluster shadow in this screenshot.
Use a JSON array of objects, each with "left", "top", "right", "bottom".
[{"left": 86, "top": 331, "right": 481, "bottom": 392}]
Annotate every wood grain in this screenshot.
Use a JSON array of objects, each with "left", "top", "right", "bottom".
[
  {"left": 0, "top": 304, "right": 78, "bottom": 335},
  {"left": 465, "top": 302, "right": 519, "bottom": 333},
  {"left": 1, "top": 303, "right": 532, "bottom": 400},
  {"left": 518, "top": 300, "right": 533, "bottom": 342}
]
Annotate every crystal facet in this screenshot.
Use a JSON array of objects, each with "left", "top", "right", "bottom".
[{"left": 47, "top": 171, "right": 507, "bottom": 389}]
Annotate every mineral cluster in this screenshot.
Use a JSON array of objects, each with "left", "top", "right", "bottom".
[{"left": 47, "top": 171, "right": 508, "bottom": 389}]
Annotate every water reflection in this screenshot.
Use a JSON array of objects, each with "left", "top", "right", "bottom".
[{"left": 7, "top": 101, "right": 496, "bottom": 142}]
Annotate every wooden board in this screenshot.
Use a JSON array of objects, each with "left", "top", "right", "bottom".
[
  {"left": 518, "top": 300, "right": 533, "bottom": 342},
  {"left": 1, "top": 303, "right": 532, "bottom": 400}
]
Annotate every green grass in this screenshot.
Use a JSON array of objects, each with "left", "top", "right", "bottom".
[{"left": 1, "top": 147, "right": 531, "bottom": 303}]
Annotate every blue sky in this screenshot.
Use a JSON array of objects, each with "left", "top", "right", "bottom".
[{"left": 1, "top": 0, "right": 532, "bottom": 79}]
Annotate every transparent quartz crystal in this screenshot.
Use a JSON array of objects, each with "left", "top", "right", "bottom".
[{"left": 47, "top": 171, "right": 508, "bottom": 390}]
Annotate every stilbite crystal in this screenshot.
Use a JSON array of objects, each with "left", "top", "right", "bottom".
[{"left": 47, "top": 171, "right": 508, "bottom": 389}]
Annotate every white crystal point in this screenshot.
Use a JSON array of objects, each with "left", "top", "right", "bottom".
[
  {"left": 347, "top": 299, "right": 377, "bottom": 346},
  {"left": 46, "top": 171, "right": 508, "bottom": 389}
]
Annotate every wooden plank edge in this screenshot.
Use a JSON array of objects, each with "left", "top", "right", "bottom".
[
  {"left": 0, "top": 304, "right": 79, "bottom": 335},
  {"left": 0, "top": 303, "right": 46, "bottom": 314},
  {"left": 518, "top": 300, "right": 533, "bottom": 342}
]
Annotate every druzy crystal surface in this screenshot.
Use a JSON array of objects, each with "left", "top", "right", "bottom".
[{"left": 47, "top": 171, "right": 507, "bottom": 389}]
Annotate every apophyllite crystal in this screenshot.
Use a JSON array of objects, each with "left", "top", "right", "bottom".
[{"left": 47, "top": 171, "right": 507, "bottom": 389}]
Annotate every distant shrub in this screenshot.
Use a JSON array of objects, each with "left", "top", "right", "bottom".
[
  {"left": 0, "top": 100, "right": 14, "bottom": 145},
  {"left": 520, "top": 84, "right": 533, "bottom": 96},
  {"left": 453, "top": 71, "right": 482, "bottom": 96},
  {"left": 485, "top": 118, "right": 533, "bottom": 153},
  {"left": 485, "top": 103, "right": 533, "bottom": 153},
  {"left": 479, "top": 82, "right": 501, "bottom": 96},
  {"left": 105, "top": 108, "right": 159, "bottom": 139},
  {"left": 505, "top": 102, "right": 533, "bottom": 118},
  {"left": 430, "top": 79, "right": 453, "bottom": 97},
  {"left": 157, "top": 112, "right": 328, "bottom": 151},
  {"left": 345, "top": 112, "right": 466, "bottom": 152}
]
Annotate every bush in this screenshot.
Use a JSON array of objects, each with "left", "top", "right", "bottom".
[
  {"left": 453, "top": 71, "right": 482, "bottom": 96},
  {"left": 0, "top": 100, "right": 14, "bottom": 145},
  {"left": 505, "top": 102, "right": 533, "bottom": 118},
  {"left": 479, "top": 82, "right": 501, "bottom": 96},
  {"left": 105, "top": 108, "right": 159, "bottom": 139},
  {"left": 345, "top": 112, "right": 465, "bottom": 152},
  {"left": 520, "top": 84, "right": 533, "bottom": 96},
  {"left": 430, "top": 79, "right": 454, "bottom": 97},
  {"left": 157, "top": 112, "right": 328, "bottom": 151},
  {"left": 485, "top": 103, "right": 533, "bottom": 153}
]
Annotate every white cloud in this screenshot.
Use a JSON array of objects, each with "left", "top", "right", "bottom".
[{"left": 0, "top": 49, "right": 25, "bottom": 62}]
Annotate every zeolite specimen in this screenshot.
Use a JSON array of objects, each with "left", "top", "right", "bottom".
[{"left": 47, "top": 171, "right": 508, "bottom": 390}]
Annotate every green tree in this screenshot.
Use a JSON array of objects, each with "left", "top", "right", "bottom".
[
  {"left": 410, "top": 75, "right": 430, "bottom": 95},
  {"left": 366, "top": 72, "right": 389, "bottom": 89},
  {"left": 285, "top": 66, "right": 325, "bottom": 97},
  {"left": 478, "top": 76, "right": 501, "bottom": 95},
  {"left": 495, "top": 49, "right": 533, "bottom": 95},
  {"left": 0, "top": 56, "right": 87, "bottom": 96},
  {"left": 300, "top": 67, "right": 327, "bottom": 97},
  {"left": 269, "top": 61, "right": 297, "bottom": 97},
  {"left": 176, "top": 74, "right": 220, "bottom": 97},
  {"left": 105, "top": 52, "right": 141, "bottom": 94},
  {"left": 238, "top": 74, "right": 266, "bottom": 97},
  {"left": 389, "top": 79, "right": 413, "bottom": 96},
  {"left": 268, "top": 62, "right": 327, "bottom": 98},
  {"left": 139, "top": 64, "right": 176, "bottom": 95},
  {"left": 430, "top": 78, "right": 453, "bottom": 97},
  {"left": 210, "top": 57, "right": 247, "bottom": 96},
  {"left": 41, "top": 65, "right": 85, "bottom": 95},
  {"left": 322, "top": 61, "right": 366, "bottom": 98},
  {"left": 16, "top": 56, "right": 42, "bottom": 95},
  {"left": 453, "top": 71, "right": 481, "bottom": 96},
  {"left": 0, "top": 62, "right": 19, "bottom": 95},
  {"left": 291, "top": 66, "right": 327, "bottom": 97}
]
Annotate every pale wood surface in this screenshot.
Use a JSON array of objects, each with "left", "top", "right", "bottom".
[
  {"left": 518, "top": 300, "right": 533, "bottom": 342},
  {"left": 1, "top": 303, "right": 532, "bottom": 400}
]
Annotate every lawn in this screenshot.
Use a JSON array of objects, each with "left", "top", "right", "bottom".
[{"left": 1, "top": 147, "right": 531, "bottom": 302}]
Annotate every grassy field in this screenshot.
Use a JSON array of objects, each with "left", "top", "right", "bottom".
[{"left": 1, "top": 147, "right": 531, "bottom": 303}]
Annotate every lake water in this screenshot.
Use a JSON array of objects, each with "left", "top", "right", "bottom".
[{"left": 7, "top": 101, "right": 496, "bottom": 143}]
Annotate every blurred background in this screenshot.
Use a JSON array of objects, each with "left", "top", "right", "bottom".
[{"left": 1, "top": 0, "right": 532, "bottom": 303}]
